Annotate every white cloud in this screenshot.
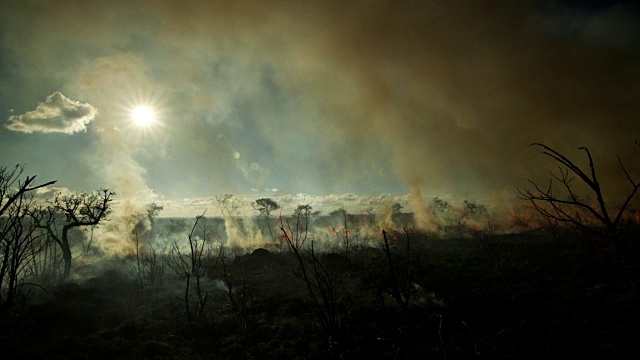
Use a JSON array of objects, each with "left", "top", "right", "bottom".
[
  {"left": 5, "top": 92, "right": 97, "bottom": 134},
  {"left": 33, "top": 185, "right": 75, "bottom": 200},
  {"left": 156, "top": 193, "right": 414, "bottom": 218}
]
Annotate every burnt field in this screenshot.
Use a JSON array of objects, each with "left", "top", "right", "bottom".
[{"left": 1, "top": 224, "right": 639, "bottom": 359}]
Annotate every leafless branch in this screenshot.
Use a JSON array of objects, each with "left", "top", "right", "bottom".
[{"left": 520, "top": 143, "right": 640, "bottom": 257}]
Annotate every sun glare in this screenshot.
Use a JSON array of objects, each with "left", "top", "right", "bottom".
[
  {"left": 121, "top": 88, "right": 167, "bottom": 135},
  {"left": 131, "top": 106, "right": 155, "bottom": 127}
]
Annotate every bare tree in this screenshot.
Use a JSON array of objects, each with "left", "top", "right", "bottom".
[
  {"left": 0, "top": 165, "right": 56, "bottom": 218},
  {"left": 431, "top": 197, "right": 452, "bottom": 214},
  {"left": 456, "top": 200, "right": 488, "bottom": 232},
  {"left": 134, "top": 232, "right": 168, "bottom": 288},
  {"left": 131, "top": 203, "right": 165, "bottom": 288},
  {"left": 252, "top": 198, "right": 280, "bottom": 243},
  {"left": 168, "top": 212, "right": 212, "bottom": 321},
  {"left": 36, "top": 189, "right": 114, "bottom": 280},
  {"left": 280, "top": 204, "right": 315, "bottom": 253},
  {"left": 281, "top": 228, "right": 343, "bottom": 354},
  {"left": 380, "top": 229, "right": 416, "bottom": 327},
  {"left": 0, "top": 165, "right": 55, "bottom": 309},
  {"left": 375, "top": 228, "right": 425, "bottom": 358},
  {"left": 1, "top": 198, "right": 47, "bottom": 310},
  {"left": 216, "top": 194, "right": 244, "bottom": 250},
  {"left": 363, "top": 206, "right": 377, "bottom": 228},
  {"left": 430, "top": 197, "right": 453, "bottom": 233},
  {"left": 216, "top": 194, "right": 241, "bottom": 218},
  {"left": 329, "top": 207, "right": 351, "bottom": 253},
  {"left": 146, "top": 202, "right": 163, "bottom": 227},
  {"left": 519, "top": 143, "right": 640, "bottom": 260}
]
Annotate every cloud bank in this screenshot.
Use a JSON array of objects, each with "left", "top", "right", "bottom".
[
  {"left": 5, "top": 92, "right": 97, "bottom": 134},
  {"left": 158, "top": 192, "right": 412, "bottom": 218}
]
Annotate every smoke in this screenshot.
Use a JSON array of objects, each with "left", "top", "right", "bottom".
[
  {"left": 222, "top": 216, "right": 265, "bottom": 249},
  {"left": 409, "top": 181, "right": 438, "bottom": 232},
  {"left": 158, "top": 0, "right": 637, "bottom": 204},
  {"left": 1, "top": 0, "right": 638, "bottom": 221},
  {"left": 67, "top": 54, "right": 160, "bottom": 255},
  {"left": 317, "top": 0, "right": 638, "bottom": 202}
]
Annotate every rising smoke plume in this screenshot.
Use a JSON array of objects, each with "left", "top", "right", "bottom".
[
  {"left": 1, "top": 0, "right": 637, "bottom": 225},
  {"left": 67, "top": 54, "right": 161, "bottom": 255}
]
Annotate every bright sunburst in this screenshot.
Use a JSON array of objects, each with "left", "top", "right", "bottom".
[
  {"left": 131, "top": 106, "right": 155, "bottom": 127},
  {"left": 119, "top": 87, "right": 168, "bottom": 137}
]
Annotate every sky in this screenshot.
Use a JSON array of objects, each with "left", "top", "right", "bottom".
[{"left": 1, "top": 0, "right": 638, "bottom": 218}]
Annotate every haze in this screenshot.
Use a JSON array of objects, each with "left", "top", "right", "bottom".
[{"left": 1, "top": 0, "right": 638, "bottom": 217}]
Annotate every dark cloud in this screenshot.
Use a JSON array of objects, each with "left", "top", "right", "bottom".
[{"left": 5, "top": 92, "right": 97, "bottom": 134}]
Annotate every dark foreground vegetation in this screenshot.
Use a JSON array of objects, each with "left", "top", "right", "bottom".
[
  {"left": 2, "top": 143, "right": 640, "bottom": 358},
  {"left": 1, "top": 226, "right": 639, "bottom": 359}
]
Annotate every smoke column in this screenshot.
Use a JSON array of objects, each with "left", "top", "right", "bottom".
[{"left": 68, "top": 54, "right": 158, "bottom": 255}]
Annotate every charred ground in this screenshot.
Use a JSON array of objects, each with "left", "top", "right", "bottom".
[{"left": 1, "top": 224, "right": 639, "bottom": 359}]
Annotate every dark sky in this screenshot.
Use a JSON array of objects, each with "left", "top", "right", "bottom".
[{"left": 1, "top": 0, "right": 638, "bottom": 217}]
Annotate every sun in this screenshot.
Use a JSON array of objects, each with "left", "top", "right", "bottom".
[
  {"left": 131, "top": 106, "right": 155, "bottom": 127},
  {"left": 119, "top": 87, "right": 168, "bottom": 134}
]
